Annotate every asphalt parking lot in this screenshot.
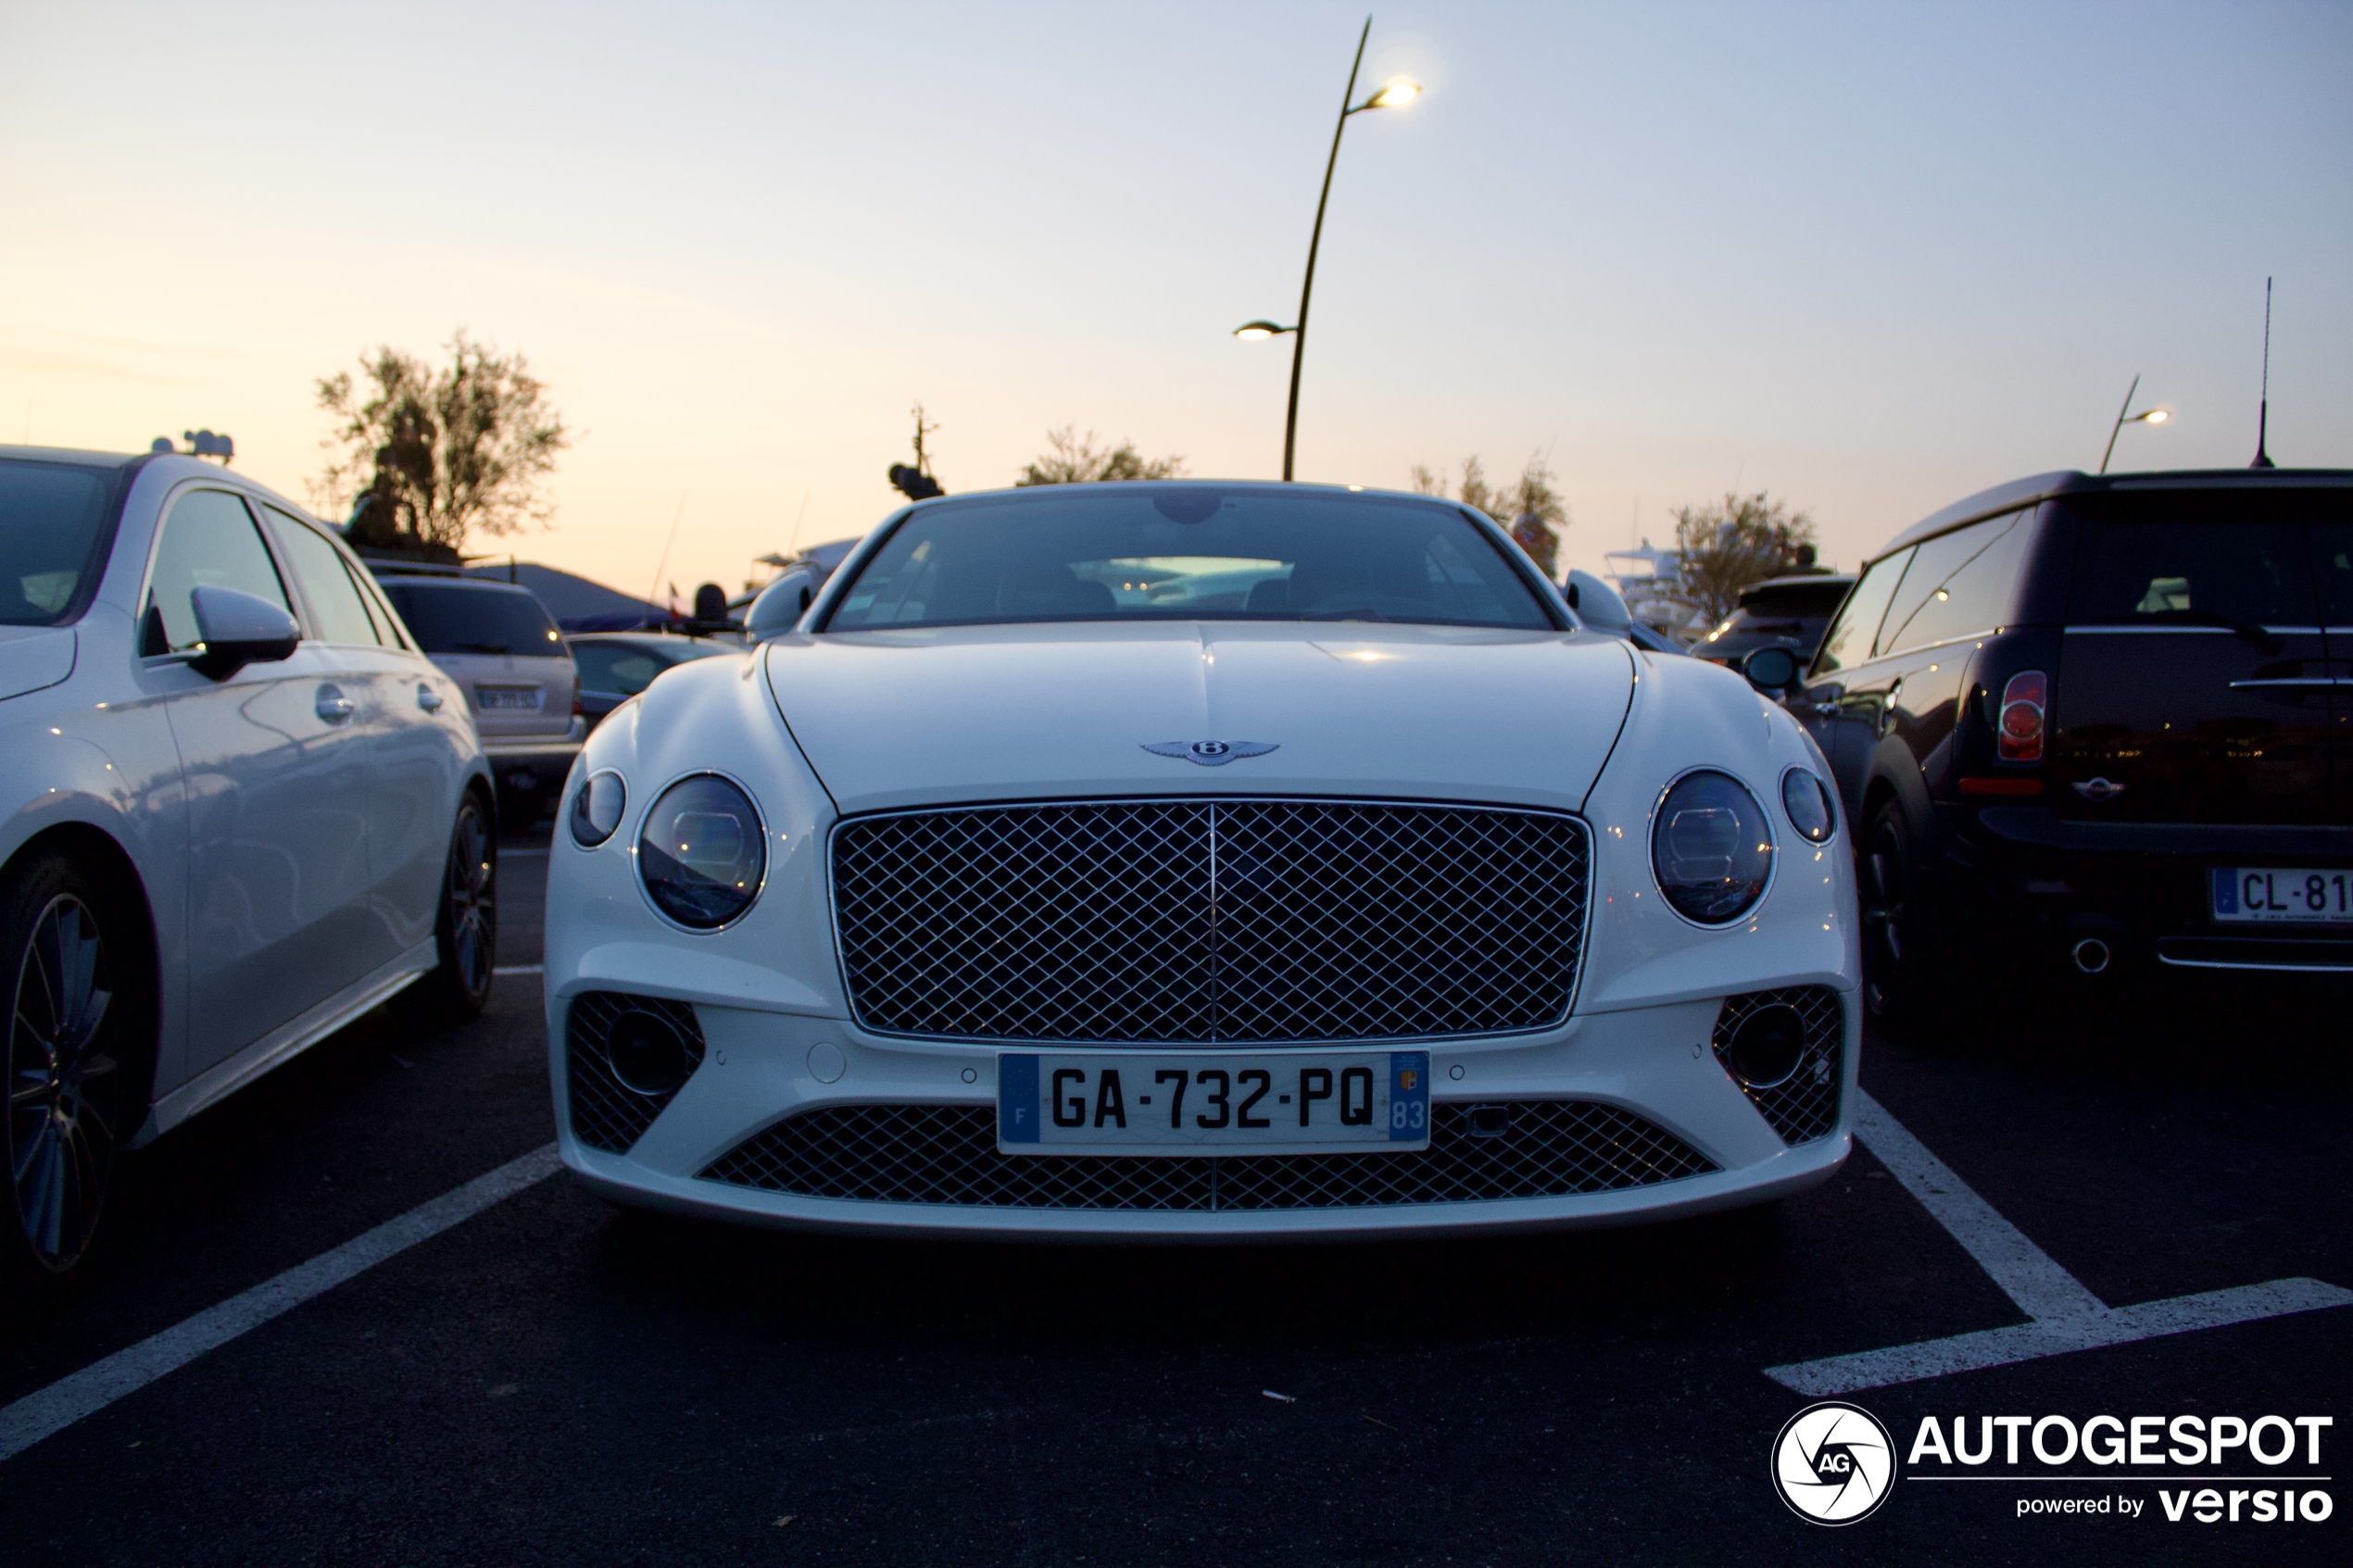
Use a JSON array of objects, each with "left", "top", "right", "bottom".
[{"left": 1, "top": 822, "right": 2346, "bottom": 1566}]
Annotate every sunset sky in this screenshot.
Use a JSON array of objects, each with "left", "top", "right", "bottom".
[{"left": 4, "top": 1, "right": 2347, "bottom": 603}]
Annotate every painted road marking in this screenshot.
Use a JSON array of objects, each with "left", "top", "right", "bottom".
[
  {"left": 1766, "top": 1091, "right": 2352, "bottom": 1395},
  {"left": 0, "top": 1145, "right": 560, "bottom": 1463},
  {"left": 494, "top": 964, "right": 544, "bottom": 976}
]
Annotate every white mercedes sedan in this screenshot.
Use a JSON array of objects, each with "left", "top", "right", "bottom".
[
  {"left": 2, "top": 445, "right": 495, "bottom": 1298},
  {"left": 547, "top": 482, "right": 1858, "bottom": 1240}
]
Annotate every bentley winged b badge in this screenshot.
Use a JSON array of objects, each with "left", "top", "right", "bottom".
[{"left": 1142, "top": 740, "right": 1279, "bottom": 767}]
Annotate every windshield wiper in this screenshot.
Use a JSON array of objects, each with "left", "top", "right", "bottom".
[
  {"left": 454, "top": 640, "right": 512, "bottom": 654},
  {"left": 1299, "top": 608, "right": 1394, "bottom": 623},
  {"left": 2106, "top": 610, "right": 2283, "bottom": 657}
]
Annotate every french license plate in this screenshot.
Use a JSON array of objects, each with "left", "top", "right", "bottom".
[
  {"left": 998, "top": 1051, "right": 1430, "bottom": 1156},
  {"left": 476, "top": 686, "right": 543, "bottom": 711},
  {"left": 2212, "top": 867, "right": 2353, "bottom": 923}
]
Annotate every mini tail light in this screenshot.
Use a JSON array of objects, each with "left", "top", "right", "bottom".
[{"left": 1997, "top": 671, "right": 2046, "bottom": 763}]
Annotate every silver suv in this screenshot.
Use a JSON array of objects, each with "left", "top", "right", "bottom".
[{"left": 373, "top": 574, "right": 582, "bottom": 822}]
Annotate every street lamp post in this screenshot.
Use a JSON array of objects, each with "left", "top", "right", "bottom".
[
  {"left": 1235, "top": 17, "right": 1419, "bottom": 481},
  {"left": 2098, "top": 372, "right": 2171, "bottom": 474}
]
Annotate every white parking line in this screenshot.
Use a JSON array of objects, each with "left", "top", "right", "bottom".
[
  {"left": 0, "top": 1144, "right": 560, "bottom": 1463},
  {"left": 1765, "top": 1091, "right": 2352, "bottom": 1395},
  {"left": 494, "top": 964, "right": 544, "bottom": 976}
]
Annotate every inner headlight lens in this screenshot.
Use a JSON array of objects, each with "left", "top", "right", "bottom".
[
  {"left": 1780, "top": 768, "right": 1837, "bottom": 844},
  {"left": 1651, "top": 771, "right": 1774, "bottom": 923},
  {"left": 569, "top": 770, "right": 627, "bottom": 847},
  {"left": 638, "top": 774, "right": 765, "bottom": 928}
]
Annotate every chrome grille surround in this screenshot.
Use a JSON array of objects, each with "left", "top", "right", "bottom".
[
  {"left": 698, "top": 1100, "right": 1717, "bottom": 1210},
  {"left": 828, "top": 798, "right": 1592, "bottom": 1045},
  {"left": 1711, "top": 985, "right": 1843, "bottom": 1146},
  {"left": 564, "top": 991, "right": 707, "bottom": 1154}
]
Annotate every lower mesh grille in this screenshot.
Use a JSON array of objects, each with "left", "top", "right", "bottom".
[
  {"left": 699, "top": 1100, "right": 1717, "bottom": 1210},
  {"left": 565, "top": 992, "right": 706, "bottom": 1154},
  {"left": 1712, "top": 986, "right": 1843, "bottom": 1146}
]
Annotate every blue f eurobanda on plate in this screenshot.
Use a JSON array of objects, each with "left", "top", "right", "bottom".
[{"left": 545, "top": 481, "right": 1862, "bottom": 1240}]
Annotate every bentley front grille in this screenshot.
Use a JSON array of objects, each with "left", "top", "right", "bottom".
[
  {"left": 698, "top": 1099, "right": 1716, "bottom": 1210},
  {"left": 1711, "top": 985, "right": 1843, "bottom": 1146},
  {"left": 830, "top": 799, "right": 1591, "bottom": 1045}
]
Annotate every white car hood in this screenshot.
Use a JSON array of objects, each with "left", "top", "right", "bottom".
[{"left": 764, "top": 621, "right": 1635, "bottom": 815}]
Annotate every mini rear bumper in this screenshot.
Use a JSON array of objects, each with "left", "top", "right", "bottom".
[{"left": 1954, "top": 806, "right": 2353, "bottom": 973}]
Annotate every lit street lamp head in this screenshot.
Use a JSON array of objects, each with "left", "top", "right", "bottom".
[
  {"left": 2134, "top": 408, "right": 2171, "bottom": 425},
  {"left": 1233, "top": 320, "right": 1297, "bottom": 342},
  {"left": 1358, "top": 78, "right": 1421, "bottom": 112}
]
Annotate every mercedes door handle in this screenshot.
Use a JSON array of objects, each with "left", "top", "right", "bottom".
[
  {"left": 316, "top": 686, "right": 357, "bottom": 724},
  {"left": 417, "top": 685, "right": 446, "bottom": 711}
]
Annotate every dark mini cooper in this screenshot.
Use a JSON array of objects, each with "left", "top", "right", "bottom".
[{"left": 1769, "top": 468, "right": 2350, "bottom": 1022}]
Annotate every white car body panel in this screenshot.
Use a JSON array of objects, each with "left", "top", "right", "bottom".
[
  {"left": 0, "top": 446, "right": 490, "bottom": 1143},
  {"left": 770, "top": 622, "right": 1636, "bottom": 815},
  {"left": 546, "top": 486, "right": 1862, "bottom": 1239}
]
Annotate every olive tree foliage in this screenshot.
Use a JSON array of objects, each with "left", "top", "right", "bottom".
[
  {"left": 1015, "top": 426, "right": 1186, "bottom": 486},
  {"left": 1671, "top": 492, "right": 1818, "bottom": 624},
  {"left": 1411, "top": 454, "right": 1568, "bottom": 579},
  {"left": 312, "top": 331, "right": 570, "bottom": 560}
]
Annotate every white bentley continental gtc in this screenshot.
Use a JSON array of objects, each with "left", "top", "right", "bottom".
[{"left": 546, "top": 482, "right": 1859, "bottom": 1239}]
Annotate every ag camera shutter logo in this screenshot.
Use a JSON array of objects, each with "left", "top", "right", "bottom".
[{"left": 1773, "top": 1401, "right": 1897, "bottom": 1524}]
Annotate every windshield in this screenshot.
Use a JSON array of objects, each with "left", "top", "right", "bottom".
[
  {"left": 824, "top": 487, "right": 1556, "bottom": 632},
  {"left": 0, "top": 458, "right": 129, "bottom": 626},
  {"left": 380, "top": 580, "right": 567, "bottom": 656}
]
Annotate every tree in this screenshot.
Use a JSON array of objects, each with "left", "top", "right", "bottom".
[
  {"left": 1670, "top": 491, "right": 1818, "bottom": 624},
  {"left": 1412, "top": 453, "right": 1569, "bottom": 579},
  {"left": 313, "top": 331, "right": 570, "bottom": 560},
  {"left": 1015, "top": 425, "right": 1186, "bottom": 486}
]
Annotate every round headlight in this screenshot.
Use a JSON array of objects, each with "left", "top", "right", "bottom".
[
  {"left": 569, "top": 770, "right": 627, "bottom": 847},
  {"left": 637, "top": 774, "right": 766, "bottom": 929},
  {"left": 1780, "top": 767, "right": 1836, "bottom": 845},
  {"left": 1650, "top": 770, "right": 1774, "bottom": 924}
]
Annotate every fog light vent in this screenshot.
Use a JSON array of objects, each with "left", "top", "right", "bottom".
[
  {"left": 566, "top": 992, "right": 707, "bottom": 1153},
  {"left": 1711, "top": 986, "right": 1843, "bottom": 1147}
]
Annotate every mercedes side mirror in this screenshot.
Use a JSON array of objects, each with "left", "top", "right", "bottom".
[
  {"left": 745, "top": 567, "right": 820, "bottom": 644},
  {"left": 189, "top": 585, "right": 300, "bottom": 679},
  {"left": 1742, "top": 646, "right": 1800, "bottom": 693}
]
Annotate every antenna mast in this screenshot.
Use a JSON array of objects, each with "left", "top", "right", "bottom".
[{"left": 2251, "top": 278, "right": 2275, "bottom": 470}]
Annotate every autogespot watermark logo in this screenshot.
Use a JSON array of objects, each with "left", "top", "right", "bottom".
[{"left": 1773, "top": 1401, "right": 1897, "bottom": 1524}]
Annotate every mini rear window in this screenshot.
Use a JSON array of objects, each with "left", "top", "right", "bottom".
[
  {"left": 2063, "top": 490, "right": 2346, "bottom": 626},
  {"left": 379, "top": 580, "right": 566, "bottom": 656},
  {"left": 0, "top": 458, "right": 128, "bottom": 626}
]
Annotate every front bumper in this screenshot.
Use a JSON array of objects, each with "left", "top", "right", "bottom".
[{"left": 549, "top": 992, "right": 1858, "bottom": 1242}]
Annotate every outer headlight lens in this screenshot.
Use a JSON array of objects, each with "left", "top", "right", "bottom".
[
  {"left": 637, "top": 774, "right": 765, "bottom": 928},
  {"left": 1651, "top": 770, "right": 1774, "bottom": 923},
  {"left": 1780, "top": 768, "right": 1837, "bottom": 844},
  {"left": 569, "top": 770, "right": 627, "bottom": 847}
]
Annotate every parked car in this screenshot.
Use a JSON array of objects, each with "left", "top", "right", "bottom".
[
  {"left": 0, "top": 445, "right": 495, "bottom": 1297},
  {"left": 545, "top": 482, "right": 1857, "bottom": 1242},
  {"left": 371, "top": 573, "right": 582, "bottom": 822},
  {"left": 1694, "top": 573, "right": 1857, "bottom": 670},
  {"left": 569, "top": 631, "right": 736, "bottom": 731},
  {"left": 1777, "top": 466, "right": 2351, "bottom": 1026}
]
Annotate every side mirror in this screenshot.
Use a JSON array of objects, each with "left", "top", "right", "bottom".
[
  {"left": 1563, "top": 569, "right": 1632, "bottom": 634},
  {"left": 1742, "top": 646, "right": 1800, "bottom": 692},
  {"left": 745, "top": 567, "right": 819, "bottom": 644},
  {"left": 190, "top": 585, "right": 300, "bottom": 680}
]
